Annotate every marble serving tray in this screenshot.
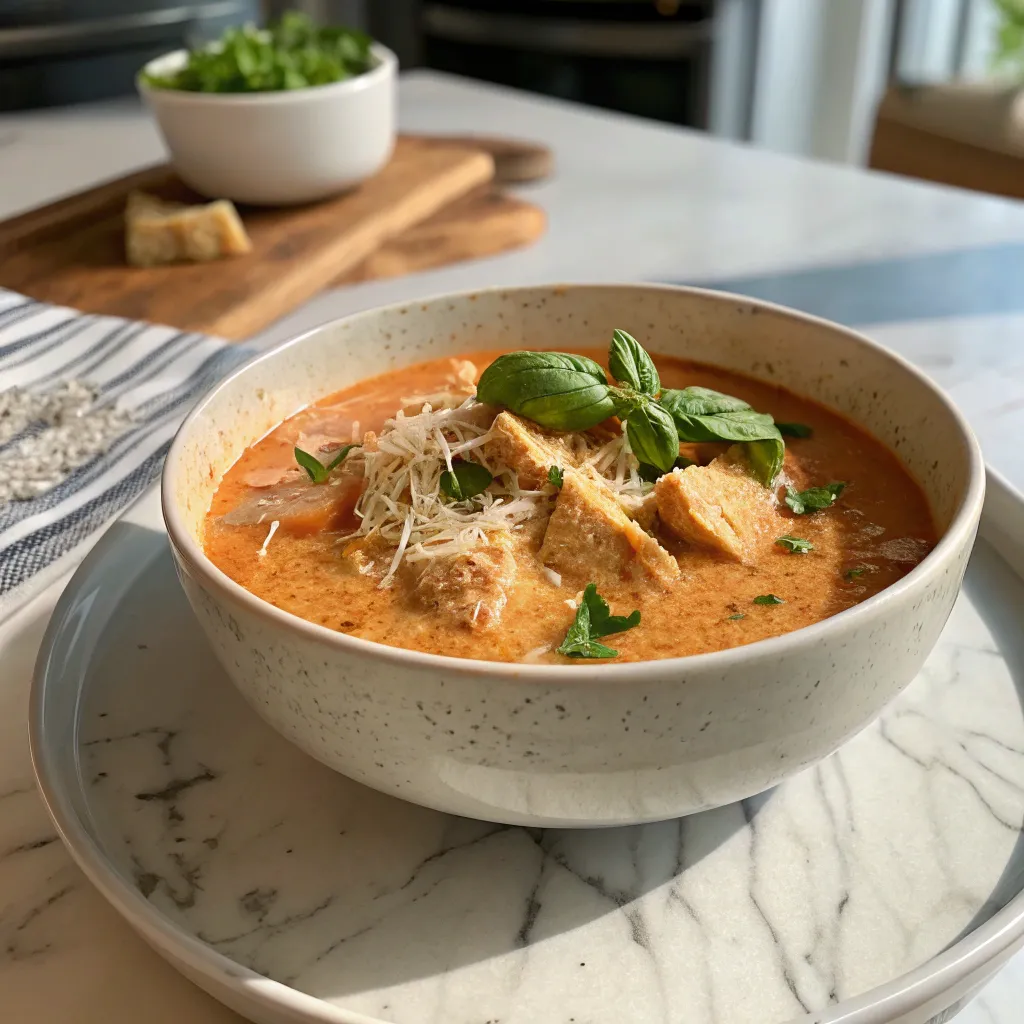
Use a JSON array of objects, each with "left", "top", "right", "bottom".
[{"left": 29, "top": 478, "right": 1024, "bottom": 1024}]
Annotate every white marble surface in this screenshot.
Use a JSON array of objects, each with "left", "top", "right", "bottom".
[{"left": 4, "top": 72, "right": 1024, "bottom": 1023}]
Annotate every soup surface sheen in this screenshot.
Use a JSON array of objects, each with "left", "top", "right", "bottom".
[{"left": 204, "top": 348, "right": 935, "bottom": 663}]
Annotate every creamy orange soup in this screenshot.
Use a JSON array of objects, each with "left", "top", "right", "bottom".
[{"left": 204, "top": 348, "right": 935, "bottom": 664}]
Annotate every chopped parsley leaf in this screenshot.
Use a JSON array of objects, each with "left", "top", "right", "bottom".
[
  {"left": 557, "top": 583, "right": 641, "bottom": 659},
  {"left": 775, "top": 535, "right": 814, "bottom": 554},
  {"left": 753, "top": 594, "right": 785, "bottom": 606},
  {"left": 785, "top": 482, "right": 846, "bottom": 515}
]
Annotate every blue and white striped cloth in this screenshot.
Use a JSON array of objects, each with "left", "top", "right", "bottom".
[{"left": 0, "top": 289, "right": 252, "bottom": 620}]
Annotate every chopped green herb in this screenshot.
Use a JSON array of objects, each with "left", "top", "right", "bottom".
[
  {"left": 141, "top": 13, "right": 374, "bottom": 94},
  {"left": 775, "top": 535, "right": 814, "bottom": 554},
  {"left": 439, "top": 460, "right": 493, "bottom": 501},
  {"left": 777, "top": 422, "right": 813, "bottom": 439},
  {"left": 294, "top": 442, "right": 359, "bottom": 483},
  {"left": 557, "top": 583, "right": 641, "bottom": 659},
  {"left": 547, "top": 465, "right": 564, "bottom": 488},
  {"left": 728, "top": 613, "right": 746, "bottom": 621},
  {"left": 844, "top": 566, "right": 866, "bottom": 581},
  {"left": 785, "top": 482, "right": 846, "bottom": 515},
  {"left": 753, "top": 594, "right": 785, "bottom": 606},
  {"left": 637, "top": 455, "right": 695, "bottom": 483}
]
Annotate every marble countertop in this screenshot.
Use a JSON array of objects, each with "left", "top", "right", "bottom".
[{"left": 3, "top": 71, "right": 1024, "bottom": 1024}]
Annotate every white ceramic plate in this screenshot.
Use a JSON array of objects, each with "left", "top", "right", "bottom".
[{"left": 29, "top": 475, "right": 1024, "bottom": 1024}]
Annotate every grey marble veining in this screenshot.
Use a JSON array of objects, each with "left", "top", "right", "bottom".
[{"left": 70, "top": 540, "right": 1024, "bottom": 1024}]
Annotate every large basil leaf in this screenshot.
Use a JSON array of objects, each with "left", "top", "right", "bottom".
[
  {"left": 476, "top": 351, "right": 619, "bottom": 430},
  {"left": 609, "top": 329, "right": 660, "bottom": 396},
  {"left": 660, "top": 386, "right": 751, "bottom": 417},
  {"left": 660, "top": 386, "right": 784, "bottom": 486},
  {"left": 626, "top": 401, "right": 679, "bottom": 473},
  {"left": 745, "top": 436, "right": 785, "bottom": 487}
]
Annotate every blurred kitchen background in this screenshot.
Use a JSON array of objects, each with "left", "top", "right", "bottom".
[{"left": 2, "top": 0, "right": 1021, "bottom": 172}]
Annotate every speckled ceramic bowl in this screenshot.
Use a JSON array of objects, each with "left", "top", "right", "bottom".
[{"left": 161, "top": 284, "right": 984, "bottom": 827}]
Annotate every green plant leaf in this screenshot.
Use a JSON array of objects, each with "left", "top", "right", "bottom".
[
  {"left": 753, "top": 594, "right": 784, "bottom": 606},
  {"left": 775, "top": 535, "right": 813, "bottom": 554},
  {"left": 294, "top": 446, "right": 328, "bottom": 483},
  {"left": 439, "top": 460, "right": 493, "bottom": 501},
  {"left": 777, "top": 422, "right": 813, "bottom": 438},
  {"left": 548, "top": 465, "right": 564, "bottom": 488},
  {"left": 476, "top": 351, "right": 620, "bottom": 430},
  {"left": 660, "top": 386, "right": 785, "bottom": 486},
  {"left": 785, "top": 482, "right": 846, "bottom": 515},
  {"left": 626, "top": 401, "right": 680, "bottom": 473},
  {"left": 609, "top": 329, "right": 660, "bottom": 396},
  {"left": 557, "top": 583, "right": 641, "bottom": 659},
  {"left": 745, "top": 436, "right": 785, "bottom": 487},
  {"left": 326, "top": 443, "right": 360, "bottom": 473}
]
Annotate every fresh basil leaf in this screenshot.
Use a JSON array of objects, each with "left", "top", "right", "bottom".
[
  {"left": 440, "top": 460, "right": 493, "bottom": 501},
  {"left": 637, "top": 455, "right": 694, "bottom": 483},
  {"left": 785, "top": 482, "right": 846, "bottom": 515},
  {"left": 775, "top": 535, "right": 813, "bottom": 554},
  {"left": 659, "top": 386, "right": 752, "bottom": 417},
  {"left": 294, "top": 446, "right": 328, "bottom": 484},
  {"left": 777, "top": 422, "right": 813, "bottom": 439},
  {"left": 844, "top": 566, "right": 866, "bottom": 581},
  {"left": 728, "top": 613, "right": 746, "bottom": 621},
  {"left": 609, "top": 329, "right": 660, "bottom": 396},
  {"left": 557, "top": 583, "right": 641, "bottom": 659},
  {"left": 325, "top": 443, "right": 360, "bottom": 473},
  {"left": 753, "top": 594, "right": 785, "bottom": 606},
  {"left": 548, "top": 465, "right": 564, "bottom": 488},
  {"left": 626, "top": 401, "right": 679, "bottom": 473},
  {"left": 659, "top": 387, "right": 784, "bottom": 486},
  {"left": 745, "top": 435, "right": 785, "bottom": 487},
  {"left": 476, "top": 351, "right": 620, "bottom": 430}
]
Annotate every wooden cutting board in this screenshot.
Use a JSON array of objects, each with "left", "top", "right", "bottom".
[{"left": 0, "top": 135, "right": 548, "bottom": 339}]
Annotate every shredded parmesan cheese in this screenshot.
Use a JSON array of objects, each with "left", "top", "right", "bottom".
[
  {"left": 258, "top": 519, "right": 280, "bottom": 557},
  {"left": 342, "top": 395, "right": 549, "bottom": 586}
]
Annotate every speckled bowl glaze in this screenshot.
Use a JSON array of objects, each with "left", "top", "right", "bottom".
[{"left": 162, "top": 284, "right": 985, "bottom": 827}]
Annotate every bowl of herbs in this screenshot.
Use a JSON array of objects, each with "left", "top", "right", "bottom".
[{"left": 138, "top": 12, "right": 397, "bottom": 205}]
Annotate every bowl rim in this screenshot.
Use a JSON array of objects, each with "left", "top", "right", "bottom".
[
  {"left": 161, "top": 282, "right": 986, "bottom": 682},
  {"left": 136, "top": 40, "right": 396, "bottom": 105}
]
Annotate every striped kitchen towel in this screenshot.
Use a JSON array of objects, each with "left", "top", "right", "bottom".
[{"left": 0, "top": 289, "right": 253, "bottom": 620}]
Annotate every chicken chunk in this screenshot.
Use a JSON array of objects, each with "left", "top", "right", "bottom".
[
  {"left": 541, "top": 470, "right": 679, "bottom": 587},
  {"left": 414, "top": 543, "right": 517, "bottom": 630},
  {"left": 487, "top": 412, "right": 577, "bottom": 489},
  {"left": 655, "top": 445, "right": 777, "bottom": 562},
  {"left": 220, "top": 476, "right": 363, "bottom": 536}
]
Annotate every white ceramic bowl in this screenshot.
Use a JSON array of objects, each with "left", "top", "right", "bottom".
[
  {"left": 162, "top": 284, "right": 985, "bottom": 827},
  {"left": 137, "top": 42, "right": 397, "bottom": 205}
]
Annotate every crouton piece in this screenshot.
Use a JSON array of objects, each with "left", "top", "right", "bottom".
[
  {"left": 655, "top": 445, "right": 777, "bottom": 562},
  {"left": 487, "top": 412, "right": 576, "bottom": 489},
  {"left": 414, "top": 543, "right": 518, "bottom": 630},
  {"left": 541, "top": 470, "right": 679, "bottom": 587}
]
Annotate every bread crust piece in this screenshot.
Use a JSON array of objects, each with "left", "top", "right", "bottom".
[
  {"left": 540, "top": 469, "right": 679, "bottom": 587},
  {"left": 655, "top": 445, "right": 777, "bottom": 562},
  {"left": 125, "top": 190, "right": 252, "bottom": 267},
  {"left": 486, "top": 411, "right": 578, "bottom": 489}
]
